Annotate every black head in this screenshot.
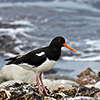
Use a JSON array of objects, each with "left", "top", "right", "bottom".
[
  {"left": 49, "top": 36, "right": 78, "bottom": 53},
  {"left": 49, "top": 36, "right": 65, "bottom": 48}
]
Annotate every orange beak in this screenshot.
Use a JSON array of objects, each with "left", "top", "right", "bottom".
[{"left": 63, "top": 43, "right": 78, "bottom": 53}]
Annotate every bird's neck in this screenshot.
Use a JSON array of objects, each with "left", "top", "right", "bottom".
[{"left": 46, "top": 46, "right": 61, "bottom": 61}]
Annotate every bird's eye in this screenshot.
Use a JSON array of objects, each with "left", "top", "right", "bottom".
[{"left": 58, "top": 39, "right": 61, "bottom": 42}]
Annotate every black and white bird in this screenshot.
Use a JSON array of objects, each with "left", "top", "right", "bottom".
[{"left": 5, "top": 36, "right": 78, "bottom": 95}]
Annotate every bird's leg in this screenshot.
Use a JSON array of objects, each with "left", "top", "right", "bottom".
[
  {"left": 36, "top": 76, "right": 44, "bottom": 95},
  {"left": 39, "top": 72, "right": 49, "bottom": 96}
]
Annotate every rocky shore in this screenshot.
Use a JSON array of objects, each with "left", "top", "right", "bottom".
[{"left": 0, "top": 65, "right": 100, "bottom": 99}]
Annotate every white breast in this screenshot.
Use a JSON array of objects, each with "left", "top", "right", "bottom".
[{"left": 35, "top": 58, "right": 57, "bottom": 73}]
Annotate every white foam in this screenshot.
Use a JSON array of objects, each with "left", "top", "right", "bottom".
[
  {"left": 14, "top": 46, "right": 25, "bottom": 55},
  {"left": 14, "top": 39, "right": 22, "bottom": 44},
  {"left": 0, "top": 27, "right": 33, "bottom": 35},
  {"left": 10, "top": 20, "right": 33, "bottom": 26},
  {"left": 0, "top": 27, "right": 34, "bottom": 42},
  {"left": 62, "top": 55, "right": 100, "bottom": 62},
  {"left": 84, "top": 39, "right": 100, "bottom": 52},
  {"left": 0, "top": 17, "right": 2, "bottom": 21},
  {"left": 85, "top": 39, "right": 100, "bottom": 45},
  {"left": 4, "top": 53, "right": 17, "bottom": 57}
]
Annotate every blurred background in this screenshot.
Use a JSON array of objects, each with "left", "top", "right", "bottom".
[{"left": 0, "top": 0, "right": 100, "bottom": 78}]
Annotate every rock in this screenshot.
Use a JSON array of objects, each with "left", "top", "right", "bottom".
[
  {"left": 43, "top": 79, "right": 79, "bottom": 92},
  {"left": 75, "top": 75, "right": 99, "bottom": 85},
  {"left": 54, "top": 80, "right": 79, "bottom": 86},
  {"left": 43, "top": 79, "right": 53, "bottom": 87},
  {"left": 0, "top": 64, "right": 38, "bottom": 83},
  {"left": 0, "top": 34, "right": 20, "bottom": 55},
  {"left": 44, "top": 74, "right": 75, "bottom": 81},
  {"left": 77, "top": 67, "right": 95, "bottom": 77},
  {"left": 47, "top": 81, "right": 73, "bottom": 92}
]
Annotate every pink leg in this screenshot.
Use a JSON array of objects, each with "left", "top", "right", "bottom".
[
  {"left": 36, "top": 76, "right": 44, "bottom": 95},
  {"left": 39, "top": 72, "right": 49, "bottom": 96}
]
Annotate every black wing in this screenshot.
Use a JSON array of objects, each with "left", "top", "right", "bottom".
[{"left": 5, "top": 48, "right": 47, "bottom": 67}]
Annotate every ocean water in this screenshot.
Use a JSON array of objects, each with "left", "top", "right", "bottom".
[{"left": 0, "top": 0, "right": 100, "bottom": 78}]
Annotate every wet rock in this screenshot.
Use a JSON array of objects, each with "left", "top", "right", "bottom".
[
  {"left": 75, "top": 75, "right": 99, "bottom": 85},
  {"left": 0, "top": 34, "right": 20, "bottom": 55}
]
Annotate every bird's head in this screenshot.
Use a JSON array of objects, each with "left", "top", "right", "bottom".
[{"left": 49, "top": 36, "right": 78, "bottom": 53}]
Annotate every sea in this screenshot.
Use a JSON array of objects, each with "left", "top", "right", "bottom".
[{"left": 0, "top": 0, "right": 100, "bottom": 79}]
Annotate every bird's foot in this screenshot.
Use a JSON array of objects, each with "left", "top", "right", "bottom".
[
  {"left": 39, "top": 90, "right": 45, "bottom": 95},
  {"left": 42, "top": 87, "right": 49, "bottom": 96},
  {"left": 45, "top": 90, "right": 49, "bottom": 96}
]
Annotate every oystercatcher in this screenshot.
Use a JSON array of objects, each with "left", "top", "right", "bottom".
[{"left": 5, "top": 36, "right": 78, "bottom": 95}]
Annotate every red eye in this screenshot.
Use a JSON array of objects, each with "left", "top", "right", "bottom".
[{"left": 58, "top": 39, "right": 61, "bottom": 42}]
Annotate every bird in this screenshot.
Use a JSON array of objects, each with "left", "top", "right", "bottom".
[{"left": 5, "top": 36, "right": 78, "bottom": 96}]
